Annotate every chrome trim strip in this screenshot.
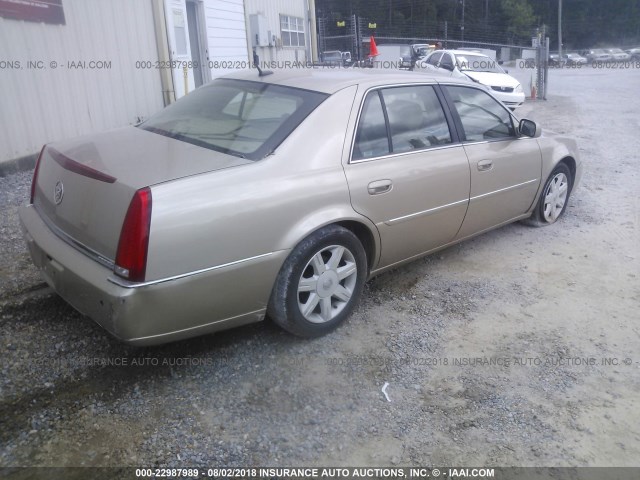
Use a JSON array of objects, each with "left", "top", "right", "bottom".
[
  {"left": 108, "top": 252, "right": 275, "bottom": 289},
  {"left": 350, "top": 143, "right": 462, "bottom": 164},
  {"left": 470, "top": 179, "right": 538, "bottom": 202},
  {"left": 36, "top": 207, "right": 114, "bottom": 269},
  {"left": 369, "top": 213, "right": 531, "bottom": 277},
  {"left": 385, "top": 198, "right": 469, "bottom": 226},
  {"left": 461, "top": 137, "right": 530, "bottom": 147}
]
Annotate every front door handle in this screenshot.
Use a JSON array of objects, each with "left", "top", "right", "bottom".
[
  {"left": 368, "top": 179, "right": 393, "bottom": 195},
  {"left": 477, "top": 159, "right": 493, "bottom": 171}
]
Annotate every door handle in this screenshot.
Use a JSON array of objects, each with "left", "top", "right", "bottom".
[
  {"left": 367, "top": 179, "right": 393, "bottom": 195},
  {"left": 477, "top": 159, "right": 493, "bottom": 171}
]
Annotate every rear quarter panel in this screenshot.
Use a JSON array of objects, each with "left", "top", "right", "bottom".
[{"left": 145, "top": 85, "right": 376, "bottom": 284}]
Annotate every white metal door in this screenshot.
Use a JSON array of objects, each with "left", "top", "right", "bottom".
[
  {"left": 202, "top": 0, "right": 249, "bottom": 78},
  {"left": 164, "top": 0, "right": 195, "bottom": 98}
]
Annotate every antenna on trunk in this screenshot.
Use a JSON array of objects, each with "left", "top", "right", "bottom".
[{"left": 253, "top": 50, "right": 273, "bottom": 77}]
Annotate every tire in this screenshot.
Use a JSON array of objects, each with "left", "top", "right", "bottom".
[
  {"left": 523, "top": 163, "right": 573, "bottom": 227},
  {"left": 267, "top": 225, "right": 368, "bottom": 337}
]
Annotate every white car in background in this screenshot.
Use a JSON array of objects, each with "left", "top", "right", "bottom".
[
  {"left": 585, "top": 49, "right": 612, "bottom": 63},
  {"left": 605, "top": 48, "right": 631, "bottom": 61},
  {"left": 415, "top": 49, "right": 525, "bottom": 109},
  {"left": 562, "top": 53, "right": 588, "bottom": 65}
]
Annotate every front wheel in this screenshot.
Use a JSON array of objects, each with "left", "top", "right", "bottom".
[
  {"left": 267, "top": 225, "right": 367, "bottom": 337},
  {"left": 524, "top": 163, "right": 573, "bottom": 226}
]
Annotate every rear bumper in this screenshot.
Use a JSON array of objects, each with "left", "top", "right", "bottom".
[{"left": 19, "top": 204, "right": 286, "bottom": 345}]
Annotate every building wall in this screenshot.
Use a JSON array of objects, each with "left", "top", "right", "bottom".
[
  {"left": 244, "top": 0, "right": 313, "bottom": 66},
  {"left": 0, "top": 0, "right": 314, "bottom": 165},
  {"left": 0, "top": 0, "right": 164, "bottom": 163}
]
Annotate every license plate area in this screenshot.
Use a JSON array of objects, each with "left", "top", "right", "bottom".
[{"left": 42, "top": 255, "right": 65, "bottom": 293}]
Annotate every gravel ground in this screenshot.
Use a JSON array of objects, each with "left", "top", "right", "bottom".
[{"left": 1, "top": 67, "right": 639, "bottom": 469}]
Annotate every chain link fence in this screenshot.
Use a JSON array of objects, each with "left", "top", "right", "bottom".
[{"left": 317, "top": 16, "right": 550, "bottom": 100}]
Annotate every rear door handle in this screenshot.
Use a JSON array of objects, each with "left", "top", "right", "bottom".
[
  {"left": 367, "top": 179, "right": 393, "bottom": 195},
  {"left": 477, "top": 159, "right": 493, "bottom": 171}
]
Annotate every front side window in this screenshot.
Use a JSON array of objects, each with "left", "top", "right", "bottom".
[
  {"left": 280, "top": 15, "right": 305, "bottom": 47},
  {"left": 427, "top": 52, "right": 442, "bottom": 66},
  {"left": 445, "top": 86, "right": 515, "bottom": 142},
  {"left": 140, "top": 79, "right": 327, "bottom": 160},
  {"left": 439, "top": 53, "right": 454, "bottom": 70},
  {"left": 353, "top": 85, "right": 452, "bottom": 160}
]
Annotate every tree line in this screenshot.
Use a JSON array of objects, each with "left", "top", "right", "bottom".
[{"left": 316, "top": 0, "right": 640, "bottom": 49}]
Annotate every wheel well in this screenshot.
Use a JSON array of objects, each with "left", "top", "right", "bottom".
[
  {"left": 559, "top": 156, "right": 577, "bottom": 186},
  {"left": 336, "top": 221, "right": 376, "bottom": 271}
]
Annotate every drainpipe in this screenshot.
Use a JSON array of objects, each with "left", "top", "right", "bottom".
[
  {"left": 242, "top": 2, "right": 252, "bottom": 65},
  {"left": 307, "top": 0, "right": 318, "bottom": 62},
  {"left": 151, "top": 0, "right": 176, "bottom": 106}
]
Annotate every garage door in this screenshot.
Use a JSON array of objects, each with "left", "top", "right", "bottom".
[{"left": 203, "top": 0, "right": 249, "bottom": 78}]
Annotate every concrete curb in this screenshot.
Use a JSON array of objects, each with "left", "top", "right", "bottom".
[{"left": 0, "top": 153, "right": 38, "bottom": 178}]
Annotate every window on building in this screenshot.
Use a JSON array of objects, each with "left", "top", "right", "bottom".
[{"left": 280, "top": 15, "right": 305, "bottom": 47}]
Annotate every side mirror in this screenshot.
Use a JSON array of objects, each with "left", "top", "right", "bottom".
[
  {"left": 498, "top": 60, "right": 504, "bottom": 65},
  {"left": 519, "top": 118, "right": 540, "bottom": 138}
]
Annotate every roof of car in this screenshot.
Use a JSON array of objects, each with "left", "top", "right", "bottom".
[
  {"left": 220, "top": 68, "right": 468, "bottom": 94},
  {"left": 432, "top": 49, "right": 493, "bottom": 57}
]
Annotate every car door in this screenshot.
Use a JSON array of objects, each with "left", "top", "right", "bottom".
[
  {"left": 344, "top": 85, "right": 470, "bottom": 268},
  {"left": 441, "top": 85, "right": 542, "bottom": 239}
]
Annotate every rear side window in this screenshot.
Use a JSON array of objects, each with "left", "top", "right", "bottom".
[
  {"left": 445, "top": 85, "right": 515, "bottom": 141},
  {"left": 140, "top": 79, "right": 328, "bottom": 160},
  {"left": 352, "top": 92, "right": 390, "bottom": 160},
  {"left": 353, "top": 85, "right": 452, "bottom": 160},
  {"left": 381, "top": 86, "right": 452, "bottom": 153}
]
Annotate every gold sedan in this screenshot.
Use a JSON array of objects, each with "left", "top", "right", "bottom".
[{"left": 19, "top": 69, "right": 582, "bottom": 345}]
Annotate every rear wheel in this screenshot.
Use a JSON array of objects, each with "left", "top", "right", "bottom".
[
  {"left": 524, "top": 163, "right": 572, "bottom": 226},
  {"left": 267, "top": 225, "right": 367, "bottom": 337}
]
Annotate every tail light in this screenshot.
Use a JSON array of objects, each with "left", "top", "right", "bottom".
[
  {"left": 30, "top": 146, "right": 46, "bottom": 204},
  {"left": 115, "top": 187, "right": 152, "bottom": 282}
]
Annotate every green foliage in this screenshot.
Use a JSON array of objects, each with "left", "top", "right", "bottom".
[{"left": 497, "top": 0, "right": 536, "bottom": 38}]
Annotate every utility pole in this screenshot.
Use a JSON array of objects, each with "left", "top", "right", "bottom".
[
  {"left": 444, "top": 21, "right": 448, "bottom": 48},
  {"left": 558, "top": 0, "right": 563, "bottom": 58},
  {"left": 352, "top": 14, "right": 360, "bottom": 62}
]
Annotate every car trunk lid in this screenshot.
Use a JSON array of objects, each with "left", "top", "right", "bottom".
[{"left": 33, "top": 126, "right": 252, "bottom": 263}]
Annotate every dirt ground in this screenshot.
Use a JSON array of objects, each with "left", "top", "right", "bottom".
[{"left": 1, "top": 67, "right": 639, "bottom": 469}]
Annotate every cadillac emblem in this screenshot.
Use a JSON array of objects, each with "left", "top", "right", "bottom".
[{"left": 54, "top": 181, "right": 64, "bottom": 205}]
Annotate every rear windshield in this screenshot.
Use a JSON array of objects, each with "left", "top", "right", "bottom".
[
  {"left": 140, "top": 79, "right": 328, "bottom": 160},
  {"left": 323, "top": 52, "right": 341, "bottom": 60}
]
